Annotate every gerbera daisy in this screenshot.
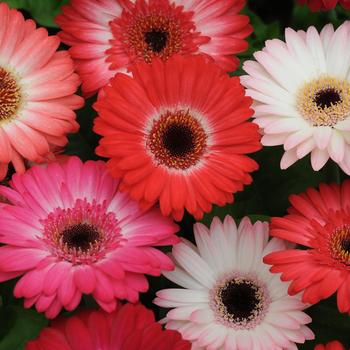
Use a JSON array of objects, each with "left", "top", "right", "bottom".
[
  {"left": 154, "top": 216, "right": 314, "bottom": 349},
  {"left": 298, "top": 0, "right": 350, "bottom": 11},
  {"left": 0, "top": 157, "right": 178, "bottom": 318},
  {"left": 0, "top": 3, "right": 83, "bottom": 180},
  {"left": 264, "top": 180, "right": 350, "bottom": 314},
  {"left": 93, "top": 55, "right": 261, "bottom": 221},
  {"left": 315, "top": 341, "right": 347, "bottom": 350},
  {"left": 26, "top": 304, "right": 191, "bottom": 350},
  {"left": 56, "top": 0, "right": 252, "bottom": 96},
  {"left": 241, "top": 22, "right": 350, "bottom": 174}
]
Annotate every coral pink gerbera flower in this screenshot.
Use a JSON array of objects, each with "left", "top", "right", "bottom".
[
  {"left": 93, "top": 55, "right": 261, "bottom": 221},
  {"left": 0, "top": 157, "right": 178, "bottom": 319},
  {"left": 298, "top": 0, "right": 350, "bottom": 11},
  {"left": 155, "top": 216, "right": 314, "bottom": 349},
  {"left": 56, "top": 0, "right": 252, "bottom": 96},
  {"left": 0, "top": 3, "right": 83, "bottom": 180},
  {"left": 26, "top": 304, "right": 191, "bottom": 350},
  {"left": 315, "top": 341, "right": 347, "bottom": 350},
  {"left": 264, "top": 180, "right": 350, "bottom": 314}
]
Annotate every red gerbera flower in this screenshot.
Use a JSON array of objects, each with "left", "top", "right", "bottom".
[
  {"left": 56, "top": 0, "right": 252, "bottom": 96},
  {"left": 315, "top": 341, "right": 347, "bottom": 350},
  {"left": 298, "top": 0, "right": 350, "bottom": 11},
  {"left": 264, "top": 181, "right": 350, "bottom": 314},
  {"left": 26, "top": 304, "right": 191, "bottom": 350},
  {"left": 93, "top": 55, "right": 261, "bottom": 221}
]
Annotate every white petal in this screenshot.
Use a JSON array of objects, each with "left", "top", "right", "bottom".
[
  {"left": 313, "top": 127, "right": 332, "bottom": 149},
  {"left": 156, "top": 288, "right": 209, "bottom": 303},
  {"left": 310, "top": 148, "right": 329, "bottom": 170},
  {"left": 265, "top": 118, "right": 307, "bottom": 134},
  {"left": 284, "top": 128, "right": 313, "bottom": 150},
  {"left": 173, "top": 242, "right": 215, "bottom": 288},
  {"left": 296, "top": 137, "right": 315, "bottom": 158},
  {"left": 280, "top": 149, "right": 298, "bottom": 169},
  {"left": 306, "top": 26, "right": 327, "bottom": 74},
  {"left": 262, "top": 133, "right": 289, "bottom": 146},
  {"left": 328, "top": 130, "right": 345, "bottom": 162}
]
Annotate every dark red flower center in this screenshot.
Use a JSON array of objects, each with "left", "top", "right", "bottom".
[
  {"left": 314, "top": 88, "right": 342, "bottom": 109},
  {"left": 144, "top": 29, "right": 168, "bottom": 53},
  {"left": 147, "top": 110, "right": 207, "bottom": 170},
  {"left": 0, "top": 67, "right": 21, "bottom": 121},
  {"left": 61, "top": 223, "right": 100, "bottom": 252},
  {"left": 42, "top": 199, "right": 121, "bottom": 264}
]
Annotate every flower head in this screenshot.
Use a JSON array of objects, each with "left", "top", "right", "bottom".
[
  {"left": 154, "top": 216, "right": 314, "bottom": 349},
  {"left": 26, "top": 304, "right": 191, "bottom": 350},
  {"left": 264, "top": 180, "right": 350, "bottom": 314},
  {"left": 315, "top": 340, "right": 347, "bottom": 350},
  {"left": 94, "top": 55, "right": 261, "bottom": 221},
  {"left": 0, "top": 157, "right": 178, "bottom": 318},
  {"left": 0, "top": 3, "right": 83, "bottom": 180},
  {"left": 56, "top": 0, "right": 252, "bottom": 96},
  {"left": 298, "top": 0, "right": 350, "bottom": 11},
  {"left": 242, "top": 22, "right": 350, "bottom": 174}
]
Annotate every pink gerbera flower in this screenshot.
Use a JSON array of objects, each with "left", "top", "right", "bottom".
[
  {"left": 93, "top": 55, "right": 261, "bottom": 221},
  {"left": 26, "top": 304, "right": 191, "bottom": 350},
  {"left": 56, "top": 0, "right": 252, "bottom": 96},
  {"left": 0, "top": 157, "right": 178, "bottom": 318},
  {"left": 264, "top": 180, "right": 350, "bottom": 314},
  {"left": 315, "top": 341, "right": 347, "bottom": 350},
  {"left": 0, "top": 3, "right": 83, "bottom": 180}
]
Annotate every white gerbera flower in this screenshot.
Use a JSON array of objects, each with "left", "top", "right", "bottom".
[
  {"left": 154, "top": 216, "right": 314, "bottom": 350},
  {"left": 241, "top": 22, "right": 350, "bottom": 174}
]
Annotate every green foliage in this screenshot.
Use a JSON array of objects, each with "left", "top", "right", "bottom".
[
  {"left": 0, "top": 306, "right": 48, "bottom": 350},
  {"left": 3, "top": 0, "right": 68, "bottom": 27}
]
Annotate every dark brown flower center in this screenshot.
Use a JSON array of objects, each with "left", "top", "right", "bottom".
[
  {"left": 147, "top": 110, "right": 207, "bottom": 170},
  {"left": 314, "top": 88, "right": 341, "bottom": 109},
  {"left": 61, "top": 223, "right": 100, "bottom": 252},
  {"left": 218, "top": 279, "right": 263, "bottom": 321},
  {"left": 0, "top": 67, "right": 21, "bottom": 121},
  {"left": 210, "top": 275, "right": 268, "bottom": 330},
  {"left": 330, "top": 226, "right": 350, "bottom": 264},
  {"left": 144, "top": 29, "right": 168, "bottom": 52}
]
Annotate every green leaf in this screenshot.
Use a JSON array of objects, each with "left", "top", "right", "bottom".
[
  {"left": 0, "top": 306, "right": 48, "bottom": 350},
  {"left": 3, "top": 0, "right": 69, "bottom": 28}
]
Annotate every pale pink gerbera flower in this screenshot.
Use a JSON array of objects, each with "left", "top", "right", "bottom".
[
  {"left": 242, "top": 22, "right": 350, "bottom": 174},
  {"left": 155, "top": 216, "right": 314, "bottom": 350},
  {"left": 0, "top": 157, "right": 178, "bottom": 319},
  {"left": 56, "top": 0, "right": 252, "bottom": 96},
  {"left": 0, "top": 3, "right": 83, "bottom": 180}
]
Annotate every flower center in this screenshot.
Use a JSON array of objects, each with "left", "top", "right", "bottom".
[
  {"left": 210, "top": 274, "right": 269, "bottom": 330},
  {"left": 297, "top": 76, "right": 350, "bottom": 126},
  {"left": 147, "top": 109, "right": 207, "bottom": 170},
  {"left": 144, "top": 29, "right": 168, "bottom": 53},
  {"left": 61, "top": 223, "right": 100, "bottom": 252},
  {"left": 330, "top": 225, "right": 350, "bottom": 264},
  {"left": 0, "top": 67, "right": 21, "bottom": 122},
  {"left": 110, "top": 0, "right": 202, "bottom": 64},
  {"left": 42, "top": 199, "right": 122, "bottom": 264}
]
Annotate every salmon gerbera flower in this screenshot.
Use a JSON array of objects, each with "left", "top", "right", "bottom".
[
  {"left": 265, "top": 180, "right": 350, "bottom": 315},
  {"left": 93, "top": 55, "right": 261, "bottom": 221},
  {"left": 0, "top": 157, "right": 178, "bottom": 318},
  {"left": 0, "top": 3, "right": 83, "bottom": 180},
  {"left": 56, "top": 0, "right": 252, "bottom": 96}
]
